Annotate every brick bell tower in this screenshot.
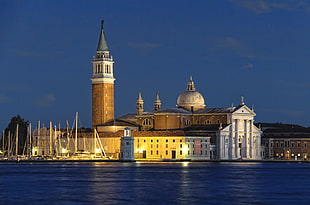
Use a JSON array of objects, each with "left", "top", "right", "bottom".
[{"left": 91, "top": 20, "right": 115, "bottom": 128}]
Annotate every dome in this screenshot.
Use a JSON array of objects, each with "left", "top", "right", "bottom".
[
  {"left": 177, "top": 91, "right": 205, "bottom": 107},
  {"left": 176, "top": 77, "right": 205, "bottom": 111}
]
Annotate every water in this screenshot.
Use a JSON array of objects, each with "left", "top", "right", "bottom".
[{"left": 0, "top": 162, "right": 310, "bottom": 205}]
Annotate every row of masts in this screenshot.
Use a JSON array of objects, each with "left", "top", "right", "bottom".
[{"left": 0, "top": 112, "right": 106, "bottom": 160}]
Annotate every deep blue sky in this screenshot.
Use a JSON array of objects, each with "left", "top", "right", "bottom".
[{"left": 1, "top": 0, "right": 310, "bottom": 130}]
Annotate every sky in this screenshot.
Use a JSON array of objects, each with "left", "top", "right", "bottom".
[{"left": 1, "top": 0, "right": 310, "bottom": 130}]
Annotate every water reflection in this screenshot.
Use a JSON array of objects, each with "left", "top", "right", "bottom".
[{"left": 1, "top": 162, "right": 310, "bottom": 204}]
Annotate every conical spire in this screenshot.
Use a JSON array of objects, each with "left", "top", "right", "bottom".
[
  {"left": 136, "top": 92, "right": 144, "bottom": 115},
  {"left": 97, "top": 20, "right": 109, "bottom": 51},
  {"left": 154, "top": 92, "right": 161, "bottom": 111}
]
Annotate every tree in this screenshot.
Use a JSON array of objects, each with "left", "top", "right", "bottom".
[{"left": 1, "top": 115, "right": 29, "bottom": 156}]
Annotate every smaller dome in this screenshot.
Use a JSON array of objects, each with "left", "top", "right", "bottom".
[{"left": 176, "top": 77, "right": 205, "bottom": 111}]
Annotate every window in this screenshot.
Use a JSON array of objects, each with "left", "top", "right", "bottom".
[
  {"left": 166, "top": 139, "right": 168, "bottom": 143},
  {"left": 217, "top": 119, "right": 220, "bottom": 124},
  {"left": 166, "top": 144, "right": 168, "bottom": 148},
  {"left": 185, "top": 120, "right": 191, "bottom": 126},
  {"left": 280, "top": 142, "right": 283, "bottom": 147},
  {"left": 180, "top": 151, "right": 183, "bottom": 155},
  {"left": 166, "top": 150, "right": 168, "bottom": 155},
  {"left": 143, "top": 119, "right": 151, "bottom": 126},
  {"left": 156, "top": 150, "right": 158, "bottom": 155},
  {"left": 150, "top": 151, "right": 153, "bottom": 155},
  {"left": 305, "top": 142, "right": 307, "bottom": 148},
  {"left": 297, "top": 142, "right": 301, "bottom": 148},
  {"left": 291, "top": 142, "right": 294, "bottom": 148},
  {"left": 180, "top": 144, "right": 182, "bottom": 148},
  {"left": 173, "top": 139, "right": 175, "bottom": 142}
]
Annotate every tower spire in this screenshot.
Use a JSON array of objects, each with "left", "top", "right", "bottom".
[
  {"left": 97, "top": 20, "right": 109, "bottom": 51},
  {"left": 136, "top": 92, "right": 144, "bottom": 115},
  {"left": 154, "top": 92, "right": 161, "bottom": 111},
  {"left": 91, "top": 20, "right": 115, "bottom": 128}
]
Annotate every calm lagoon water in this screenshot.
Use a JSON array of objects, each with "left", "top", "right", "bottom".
[{"left": 0, "top": 162, "right": 310, "bottom": 204}]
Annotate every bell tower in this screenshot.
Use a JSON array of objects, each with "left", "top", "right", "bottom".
[{"left": 91, "top": 20, "right": 115, "bottom": 128}]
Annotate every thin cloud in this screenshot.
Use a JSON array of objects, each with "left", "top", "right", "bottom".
[
  {"left": 242, "top": 63, "right": 254, "bottom": 69},
  {"left": 11, "top": 49, "right": 45, "bottom": 58},
  {"left": 209, "top": 36, "right": 243, "bottom": 51},
  {"left": 128, "top": 42, "right": 162, "bottom": 49},
  {"left": 32, "top": 94, "right": 56, "bottom": 108},
  {"left": 228, "top": 0, "right": 309, "bottom": 14}
]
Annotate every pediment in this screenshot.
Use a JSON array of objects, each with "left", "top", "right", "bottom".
[{"left": 232, "top": 105, "right": 256, "bottom": 116}]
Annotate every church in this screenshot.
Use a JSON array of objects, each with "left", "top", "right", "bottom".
[{"left": 91, "top": 21, "right": 262, "bottom": 161}]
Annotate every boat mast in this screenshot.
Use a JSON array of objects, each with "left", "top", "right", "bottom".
[
  {"left": 29, "top": 123, "right": 32, "bottom": 158},
  {"left": 49, "top": 121, "right": 53, "bottom": 156},
  {"left": 38, "top": 121, "right": 40, "bottom": 155},
  {"left": 7, "top": 131, "right": 10, "bottom": 158},
  {"left": 75, "top": 112, "right": 78, "bottom": 153},
  {"left": 15, "top": 124, "right": 19, "bottom": 157},
  {"left": 2, "top": 130, "right": 4, "bottom": 155}
]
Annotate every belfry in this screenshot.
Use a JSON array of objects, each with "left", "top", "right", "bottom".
[{"left": 91, "top": 20, "right": 115, "bottom": 128}]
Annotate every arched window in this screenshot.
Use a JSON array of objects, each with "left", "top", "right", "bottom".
[
  {"left": 205, "top": 120, "right": 211, "bottom": 124},
  {"left": 142, "top": 119, "right": 151, "bottom": 126},
  {"left": 185, "top": 120, "right": 191, "bottom": 126}
]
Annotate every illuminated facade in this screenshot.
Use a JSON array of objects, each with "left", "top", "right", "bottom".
[{"left": 90, "top": 20, "right": 262, "bottom": 161}]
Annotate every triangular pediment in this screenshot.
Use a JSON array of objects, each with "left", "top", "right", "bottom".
[{"left": 232, "top": 105, "right": 256, "bottom": 116}]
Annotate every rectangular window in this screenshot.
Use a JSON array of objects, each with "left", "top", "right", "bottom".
[
  {"left": 166, "top": 144, "right": 168, "bottom": 148},
  {"left": 180, "top": 144, "right": 182, "bottom": 148},
  {"left": 165, "top": 150, "right": 168, "bottom": 155},
  {"left": 305, "top": 142, "right": 307, "bottom": 148},
  {"left": 297, "top": 142, "right": 301, "bottom": 148},
  {"left": 276, "top": 142, "right": 279, "bottom": 148},
  {"left": 291, "top": 142, "right": 294, "bottom": 148},
  {"left": 150, "top": 150, "right": 153, "bottom": 155},
  {"left": 180, "top": 151, "right": 182, "bottom": 155},
  {"left": 280, "top": 142, "right": 283, "bottom": 147}
]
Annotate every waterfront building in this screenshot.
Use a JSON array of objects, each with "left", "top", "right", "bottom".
[
  {"left": 89, "top": 21, "right": 262, "bottom": 160},
  {"left": 259, "top": 123, "right": 310, "bottom": 160}
]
